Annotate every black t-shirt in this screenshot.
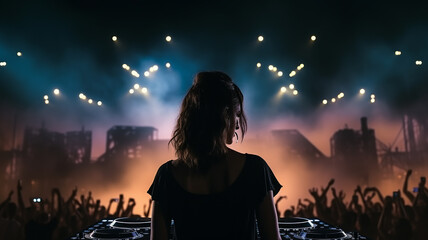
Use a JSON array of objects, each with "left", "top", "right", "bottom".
[{"left": 147, "top": 154, "right": 282, "bottom": 240}]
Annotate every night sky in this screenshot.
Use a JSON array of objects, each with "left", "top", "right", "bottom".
[{"left": 1, "top": 0, "right": 428, "bottom": 156}]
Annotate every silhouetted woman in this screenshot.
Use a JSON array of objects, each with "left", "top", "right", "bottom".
[{"left": 148, "top": 71, "right": 282, "bottom": 240}]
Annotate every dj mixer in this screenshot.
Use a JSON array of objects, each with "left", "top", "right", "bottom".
[{"left": 70, "top": 217, "right": 368, "bottom": 240}]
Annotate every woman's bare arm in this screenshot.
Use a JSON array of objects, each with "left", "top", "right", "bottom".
[{"left": 256, "top": 191, "right": 281, "bottom": 240}]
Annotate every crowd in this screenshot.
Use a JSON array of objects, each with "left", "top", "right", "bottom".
[
  {"left": 0, "top": 169, "right": 426, "bottom": 240},
  {"left": 0, "top": 181, "right": 152, "bottom": 239},
  {"left": 276, "top": 169, "right": 428, "bottom": 240}
]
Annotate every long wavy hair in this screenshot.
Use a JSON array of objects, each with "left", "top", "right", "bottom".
[{"left": 169, "top": 71, "right": 247, "bottom": 171}]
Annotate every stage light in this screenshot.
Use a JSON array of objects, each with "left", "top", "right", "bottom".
[
  {"left": 166, "top": 62, "right": 171, "bottom": 68},
  {"left": 134, "top": 83, "right": 140, "bottom": 89},
  {"left": 44, "top": 95, "right": 49, "bottom": 100},
  {"left": 257, "top": 63, "right": 261, "bottom": 68},
  {"left": 338, "top": 92, "right": 344, "bottom": 99},
  {"left": 371, "top": 98, "right": 376, "bottom": 103},
  {"left": 280, "top": 87, "right": 287, "bottom": 93},
  {"left": 371, "top": 94, "right": 375, "bottom": 99},
  {"left": 277, "top": 71, "right": 283, "bottom": 77},
  {"left": 166, "top": 36, "right": 172, "bottom": 42},
  {"left": 112, "top": 36, "right": 118, "bottom": 41},
  {"left": 0, "top": 62, "right": 6, "bottom": 67},
  {"left": 311, "top": 35, "right": 316, "bottom": 41},
  {"left": 293, "top": 90, "right": 298, "bottom": 95},
  {"left": 122, "top": 64, "right": 130, "bottom": 70},
  {"left": 153, "top": 65, "right": 159, "bottom": 71},
  {"left": 149, "top": 67, "right": 154, "bottom": 72},
  {"left": 299, "top": 63, "right": 304, "bottom": 69},
  {"left": 129, "top": 89, "right": 135, "bottom": 94},
  {"left": 289, "top": 84, "right": 295, "bottom": 89},
  {"left": 53, "top": 89, "right": 60, "bottom": 95},
  {"left": 258, "top": 36, "right": 264, "bottom": 42},
  {"left": 45, "top": 99, "right": 49, "bottom": 104},
  {"left": 79, "top": 93, "right": 86, "bottom": 100},
  {"left": 142, "top": 87, "right": 148, "bottom": 94},
  {"left": 273, "top": 67, "right": 277, "bottom": 72},
  {"left": 268, "top": 65, "right": 273, "bottom": 71},
  {"left": 97, "top": 101, "right": 102, "bottom": 106},
  {"left": 88, "top": 99, "right": 93, "bottom": 104},
  {"left": 322, "top": 99, "right": 328, "bottom": 105},
  {"left": 144, "top": 71, "right": 150, "bottom": 77},
  {"left": 416, "top": 60, "right": 422, "bottom": 65},
  {"left": 360, "top": 89, "right": 365, "bottom": 95},
  {"left": 395, "top": 51, "right": 401, "bottom": 56},
  {"left": 289, "top": 71, "right": 296, "bottom": 77},
  {"left": 131, "top": 70, "right": 140, "bottom": 78},
  {"left": 17, "top": 52, "right": 22, "bottom": 56},
  {"left": 297, "top": 65, "right": 302, "bottom": 71},
  {"left": 331, "top": 98, "right": 336, "bottom": 103}
]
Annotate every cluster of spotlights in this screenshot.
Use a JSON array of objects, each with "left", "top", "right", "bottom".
[
  {"left": 395, "top": 51, "right": 402, "bottom": 56},
  {"left": 32, "top": 198, "right": 42, "bottom": 203},
  {"left": 322, "top": 92, "right": 345, "bottom": 105},
  {"left": 279, "top": 84, "right": 298, "bottom": 96},
  {"left": 122, "top": 64, "right": 141, "bottom": 78},
  {"left": 416, "top": 60, "right": 423, "bottom": 66},
  {"left": 79, "top": 93, "right": 102, "bottom": 106},
  {"left": 370, "top": 94, "right": 376, "bottom": 103},
  {"left": 289, "top": 64, "right": 304, "bottom": 77},
  {"left": 129, "top": 84, "right": 149, "bottom": 95},
  {"left": 43, "top": 88, "right": 61, "bottom": 104},
  {"left": 0, "top": 62, "right": 6, "bottom": 67}
]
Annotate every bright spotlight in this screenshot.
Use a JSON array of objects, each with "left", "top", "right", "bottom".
[
  {"left": 289, "top": 71, "right": 296, "bottom": 77},
  {"left": 360, "top": 89, "right": 366, "bottom": 95},
  {"left": 149, "top": 67, "right": 154, "bottom": 72},
  {"left": 416, "top": 60, "right": 423, "bottom": 65},
  {"left": 166, "top": 62, "right": 171, "bottom": 68},
  {"left": 273, "top": 67, "right": 277, "bottom": 72},
  {"left": 79, "top": 93, "right": 86, "bottom": 100},
  {"left": 97, "top": 101, "right": 102, "bottom": 106},
  {"left": 256, "top": 63, "right": 261, "bottom": 68},
  {"left": 289, "top": 84, "right": 295, "bottom": 89},
  {"left": 280, "top": 87, "right": 287, "bottom": 93},
  {"left": 293, "top": 90, "right": 298, "bottom": 95},
  {"left": 322, "top": 99, "right": 328, "bottom": 105},
  {"left": 153, "top": 65, "right": 159, "bottom": 71},
  {"left": 370, "top": 98, "right": 376, "bottom": 103},
  {"left": 277, "top": 71, "right": 283, "bottom": 77},
  {"left": 0, "top": 62, "right": 6, "bottom": 67},
  {"left": 131, "top": 70, "right": 140, "bottom": 78},
  {"left": 88, "top": 99, "right": 93, "bottom": 104},
  {"left": 371, "top": 94, "right": 375, "bottom": 99},
  {"left": 112, "top": 36, "right": 118, "bottom": 41},
  {"left": 331, "top": 98, "right": 336, "bottom": 103},
  {"left": 44, "top": 95, "right": 49, "bottom": 100},
  {"left": 395, "top": 51, "right": 401, "bottom": 56},
  {"left": 166, "top": 36, "right": 172, "bottom": 42},
  {"left": 338, "top": 92, "right": 344, "bottom": 99},
  {"left": 53, "top": 89, "right": 60, "bottom": 95},
  {"left": 311, "top": 35, "right": 316, "bottom": 41},
  {"left": 268, "top": 65, "right": 274, "bottom": 71},
  {"left": 45, "top": 99, "right": 49, "bottom": 104},
  {"left": 144, "top": 71, "right": 150, "bottom": 77},
  {"left": 134, "top": 83, "right": 140, "bottom": 89},
  {"left": 258, "top": 36, "right": 264, "bottom": 42},
  {"left": 129, "top": 89, "right": 135, "bottom": 94},
  {"left": 17, "top": 52, "right": 22, "bottom": 56},
  {"left": 122, "top": 64, "right": 130, "bottom": 70},
  {"left": 142, "top": 87, "right": 148, "bottom": 94}
]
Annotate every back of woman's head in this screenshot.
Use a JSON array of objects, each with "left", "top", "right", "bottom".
[{"left": 170, "top": 71, "right": 247, "bottom": 171}]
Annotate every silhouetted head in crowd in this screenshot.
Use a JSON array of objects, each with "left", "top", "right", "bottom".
[{"left": 169, "top": 71, "right": 247, "bottom": 171}]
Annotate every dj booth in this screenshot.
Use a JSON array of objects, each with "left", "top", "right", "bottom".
[{"left": 70, "top": 217, "right": 368, "bottom": 240}]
